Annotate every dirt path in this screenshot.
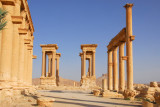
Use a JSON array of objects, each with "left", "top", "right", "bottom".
[{"left": 39, "top": 90, "right": 141, "bottom": 107}]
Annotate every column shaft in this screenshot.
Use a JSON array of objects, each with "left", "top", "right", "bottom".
[
  {"left": 11, "top": 1, "right": 21, "bottom": 83},
  {"left": 89, "top": 58, "right": 92, "bottom": 77},
  {"left": 82, "top": 51, "right": 86, "bottom": 78},
  {"left": 0, "top": 5, "right": 14, "bottom": 81},
  {"left": 108, "top": 51, "right": 113, "bottom": 90},
  {"left": 81, "top": 57, "right": 83, "bottom": 79},
  {"left": 18, "top": 35, "right": 25, "bottom": 83},
  {"left": 125, "top": 4, "right": 134, "bottom": 90},
  {"left": 113, "top": 47, "right": 118, "bottom": 91},
  {"left": 56, "top": 58, "right": 60, "bottom": 86},
  {"left": 41, "top": 51, "right": 46, "bottom": 77},
  {"left": 92, "top": 51, "right": 96, "bottom": 78},
  {"left": 51, "top": 51, "right": 56, "bottom": 78},
  {"left": 119, "top": 43, "right": 125, "bottom": 91}
]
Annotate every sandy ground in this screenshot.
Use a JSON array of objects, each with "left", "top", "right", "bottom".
[{"left": 38, "top": 90, "right": 142, "bottom": 107}]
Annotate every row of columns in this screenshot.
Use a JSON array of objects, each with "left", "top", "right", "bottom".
[
  {"left": 107, "top": 4, "right": 134, "bottom": 92},
  {"left": 41, "top": 51, "right": 60, "bottom": 79},
  {"left": 0, "top": 0, "right": 35, "bottom": 86}
]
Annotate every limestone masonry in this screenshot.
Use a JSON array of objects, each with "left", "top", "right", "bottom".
[{"left": 40, "top": 44, "right": 61, "bottom": 87}]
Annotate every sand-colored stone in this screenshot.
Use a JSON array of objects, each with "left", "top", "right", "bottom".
[
  {"left": 37, "top": 97, "right": 55, "bottom": 107},
  {"left": 93, "top": 90, "right": 100, "bottom": 96},
  {"left": 107, "top": 4, "right": 135, "bottom": 99},
  {"left": 102, "top": 79, "right": 107, "bottom": 92},
  {"left": 40, "top": 44, "right": 61, "bottom": 88},
  {"left": 0, "top": 0, "right": 34, "bottom": 87},
  {"left": 80, "top": 44, "right": 98, "bottom": 88}
]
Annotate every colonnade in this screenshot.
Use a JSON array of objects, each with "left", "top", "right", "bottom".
[
  {"left": 40, "top": 44, "right": 60, "bottom": 86},
  {"left": 0, "top": 0, "right": 35, "bottom": 86},
  {"left": 107, "top": 4, "right": 135, "bottom": 92}
]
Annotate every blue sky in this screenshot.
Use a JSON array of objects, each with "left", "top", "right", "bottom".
[{"left": 28, "top": 0, "right": 160, "bottom": 84}]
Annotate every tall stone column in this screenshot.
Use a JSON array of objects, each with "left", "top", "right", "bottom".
[
  {"left": 113, "top": 47, "right": 118, "bottom": 91},
  {"left": 119, "top": 43, "right": 125, "bottom": 92},
  {"left": 56, "top": 58, "right": 60, "bottom": 86},
  {"left": 89, "top": 58, "right": 92, "bottom": 77},
  {"left": 41, "top": 50, "right": 46, "bottom": 77},
  {"left": 108, "top": 51, "right": 113, "bottom": 90},
  {"left": 82, "top": 51, "right": 86, "bottom": 78},
  {"left": 81, "top": 56, "right": 83, "bottom": 79},
  {"left": 18, "top": 34, "right": 25, "bottom": 83},
  {"left": 124, "top": 4, "right": 134, "bottom": 90},
  {"left": 92, "top": 51, "right": 96, "bottom": 78},
  {"left": 0, "top": 3, "right": 14, "bottom": 83},
  {"left": 11, "top": 0, "right": 21, "bottom": 83},
  {"left": 51, "top": 51, "right": 56, "bottom": 78},
  {"left": 29, "top": 47, "right": 33, "bottom": 85},
  {"left": 48, "top": 55, "right": 52, "bottom": 77},
  {"left": 24, "top": 44, "right": 28, "bottom": 84}
]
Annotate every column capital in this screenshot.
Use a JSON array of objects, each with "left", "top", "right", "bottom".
[
  {"left": 124, "top": 3, "right": 134, "bottom": 8},
  {"left": 92, "top": 50, "right": 96, "bottom": 53},
  {"left": 83, "top": 50, "right": 86, "bottom": 53},
  {"left": 42, "top": 50, "right": 46, "bottom": 53}
]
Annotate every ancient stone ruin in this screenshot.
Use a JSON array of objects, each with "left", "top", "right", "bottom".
[
  {"left": 107, "top": 3, "right": 136, "bottom": 99},
  {"left": 79, "top": 44, "right": 97, "bottom": 88},
  {"left": 40, "top": 44, "right": 61, "bottom": 88}
]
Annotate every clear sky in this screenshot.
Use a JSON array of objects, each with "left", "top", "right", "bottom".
[{"left": 28, "top": 0, "right": 160, "bottom": 84}]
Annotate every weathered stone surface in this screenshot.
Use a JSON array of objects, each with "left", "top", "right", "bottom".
[
  {"left": 150, "top": 82, "right": 158, "bottom": 87},
  {"left": 102, "top": 90, "right": 123, "bottom": 98},
  {"left": 123, "top": 89, "right": 137, "bottom": 100},
  {"left": 93, "top": 90, "right": 100, "bottom": 96},
  {"left": 37, "top": 97, "right": 55, "bottom": 107}
]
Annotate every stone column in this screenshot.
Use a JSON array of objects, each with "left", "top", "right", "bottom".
[
  {"left": 18, "top": 34, "right": 25, "bottom": 83},
  {"left": 108, "top": 51, "right": 113, "bottom": 90},
  {"left": 89, "top": 58, "right": 92, "bottom": 77},
  {"left": 11, "top": 0, "right": 21, "bottom": 83},
  {"left": 48, "top": 55, "right": 52, "bottom": 77},
  {"left": 82, "top": 51, "right": 86, "bottom": 78},
  {"left": 102, "top": 79, "right": 107, "bottom": 91},
  {"left": 56, "top": 58, "right": 60, "bottom": 86},
  {"left": 119, "top": 43, "right": 125, "bottom": 92},
  {"left": 113, "top": 47, "right": 118, "bottom": 91},
  {"left": 24, "top": 44, "right": 28, "bottom": 84},
  {"left": 51, "top": 51, "right": 56, "bottom": 78},
  {"left": 92, "top": 51, "right": 96, "bottom": 78},
  {"left": 41, "top": 50, "right": 46, "bottom": 77},
  {"left": 81, "top": 56, "right": 83, "bottom": 79},
  {"left": 124, "top": 4, "right": 134, "bottom": 90},
  {"left": 0, "top": 2, "right": 14, "bottom": 82}
]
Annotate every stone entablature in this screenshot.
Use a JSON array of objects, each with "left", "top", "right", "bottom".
[
  {"left": 40, "top": 44, "right": 61, "bottom": 87},
  {"left": 0, "top": 0, "right": 35, "bottom": 87},
  {"left": 79, "top": 44, "right": 97, "bottom": 88}
]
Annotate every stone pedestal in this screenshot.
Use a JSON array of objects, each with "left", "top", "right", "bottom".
[{"left": 80, "top": 77, "right": 96, "bottom": 89}]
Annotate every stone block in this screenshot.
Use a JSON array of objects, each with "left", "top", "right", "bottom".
[{"left": 37, "top": 97, "right": 55, "bottom": 107}]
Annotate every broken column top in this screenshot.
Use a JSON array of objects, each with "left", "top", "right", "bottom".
[{"left": 124, "top": 3, "right": 134, "bottom": 8}]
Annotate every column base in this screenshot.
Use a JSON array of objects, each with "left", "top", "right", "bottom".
[
  {"left": 40, "top": 77, "right": 57, "bottom": 90},
  {"left": 80, "top": 77, "right": 96, "bottom": 89}
]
